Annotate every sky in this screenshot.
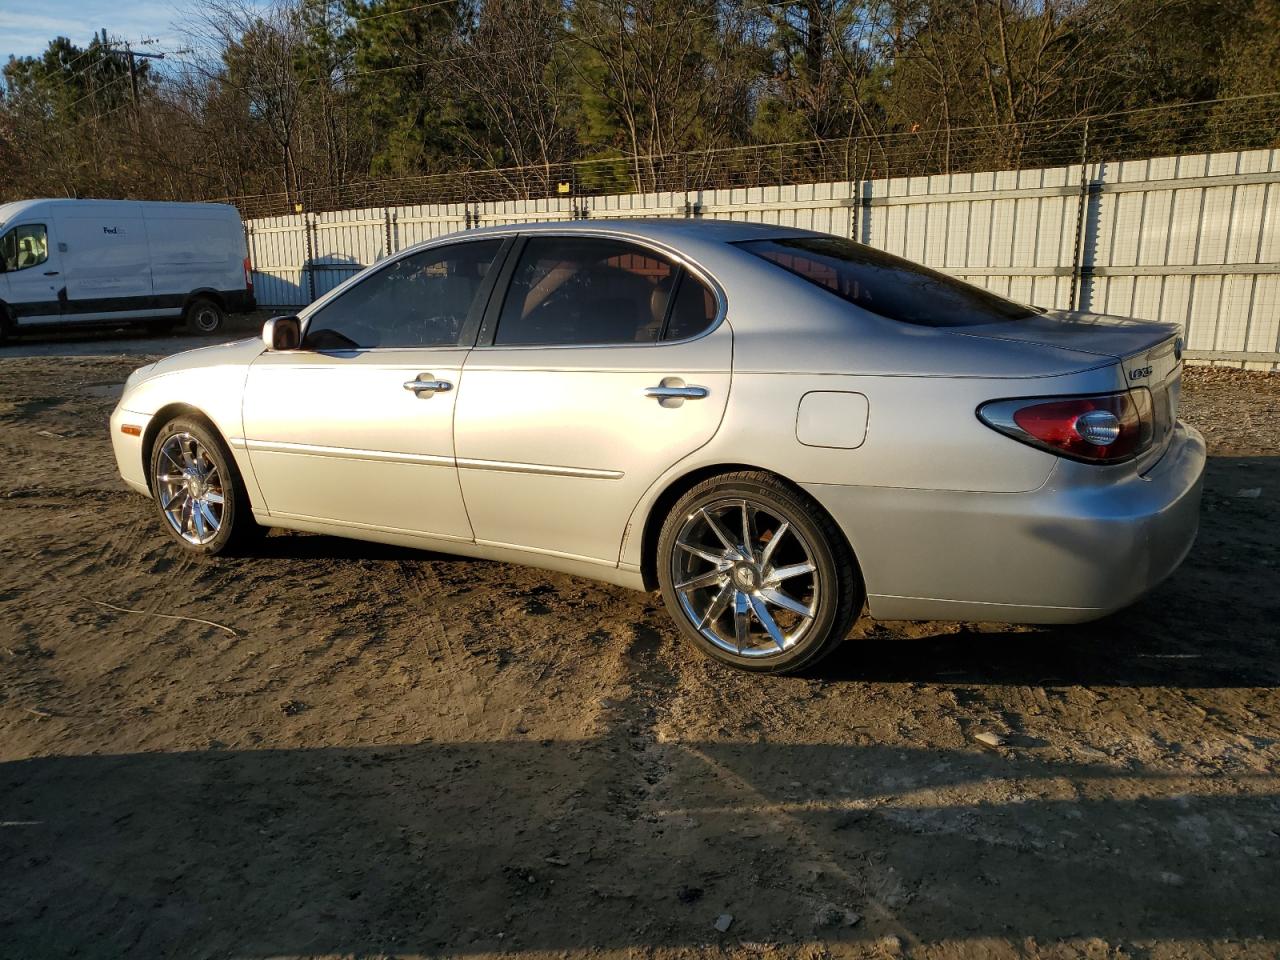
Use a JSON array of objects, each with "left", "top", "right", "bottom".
[{"left": 0, "top": 0, "right": 264, "bottom": 64}]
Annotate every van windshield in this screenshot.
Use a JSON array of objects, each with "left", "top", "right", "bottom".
[{"left": 736, "top": 236, "right": 1036, "bottom": 327}]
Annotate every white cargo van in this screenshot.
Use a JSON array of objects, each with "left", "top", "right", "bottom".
[{"left": 0, "top": 199, "right": 255, "bottom": 340}]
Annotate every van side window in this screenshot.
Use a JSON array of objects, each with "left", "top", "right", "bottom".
[
  {"left": 1, "top": 224, "right": 49, "bottom": 272},
  {"left": 494, "top": 237, "right": 680, "bottom": 346},
  {"left": 303, "top": 239, "right": 503, "bottom": 350}
]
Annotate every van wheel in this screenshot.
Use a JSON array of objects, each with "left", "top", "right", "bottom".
[{"left": 186, "top": 297, "right": 224, "bottom": 334}]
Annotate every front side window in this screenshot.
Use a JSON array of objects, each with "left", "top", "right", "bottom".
[
  {"left": 303, "top": 239, "right": 503, "bottom": 350},
  {"left": 494, "top": 237, "right": 685, "bottom": 346},
  {"left": 737, "top": 236, "right": 1035, "bottom": 327},
  {"left": 1, "top": 224, "right": 49, "bottom": 272}
]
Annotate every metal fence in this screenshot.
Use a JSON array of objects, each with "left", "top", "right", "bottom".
[{"left": 245, "top": 145, "right": 1280, "bottom": 370}]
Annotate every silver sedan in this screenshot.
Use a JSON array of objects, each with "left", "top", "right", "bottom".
[{"left": 109, "top": 220, "right": 1205, "bottom": 673}]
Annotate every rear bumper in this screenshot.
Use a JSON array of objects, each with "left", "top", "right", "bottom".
[
  {"left": 804, "top": 422, "right": 1206, "bottom": 624},
  {"left": 224, "top": 289, "right": 257, "bottom": 314}
]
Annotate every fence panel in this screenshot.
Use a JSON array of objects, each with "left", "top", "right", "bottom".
[
  {"left": 394, "top": 203, "right": 470, "bottom": 248},
  {"left": 244, "top": 147, "right": 1279, "bottom": 368},
  {"left": 310, "top": 207, "right": 387, "bottom": 300},
  {"left": 245, "top": 213, "right": 309, "bottom": 307}
]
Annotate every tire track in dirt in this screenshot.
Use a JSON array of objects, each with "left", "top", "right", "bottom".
[
  {"left": 604, "top": 621, "right": 683, "bottom": 822},
  {"left": 388, "top": 556, "right": 485, "bottom": 731}
]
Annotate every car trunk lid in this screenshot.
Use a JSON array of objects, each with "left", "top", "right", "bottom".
[{"left": 956, "top": 310, "right": 1183, "bottom": 467}]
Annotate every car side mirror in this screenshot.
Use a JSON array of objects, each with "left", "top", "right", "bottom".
[{"left": 263, "top": 315, "right": 301, "bottom": 351}]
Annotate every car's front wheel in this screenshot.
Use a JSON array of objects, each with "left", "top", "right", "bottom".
[
  {"left": 656, "top": 471, "right": 864, "bottom": 674},
  {"left": 149, "top": 417, "right": 258, "bottom": 555}
]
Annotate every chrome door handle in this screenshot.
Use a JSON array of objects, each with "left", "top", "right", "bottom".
[
  {"left": 644, "top": 385, "right": 708, "bottom": 399},
  {"left": 403, "top": 377, "right": 453, "bottom": 395}
]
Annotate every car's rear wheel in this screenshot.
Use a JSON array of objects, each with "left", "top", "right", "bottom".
[
  {"left": 185, "top": 297, "right": 224, "bottom": 334},
  {"left": 656, "top": 471, "right": 864, "bottom": 674},
  {"left": 149, "top": 417, "right": 257, "bottom": 555}
]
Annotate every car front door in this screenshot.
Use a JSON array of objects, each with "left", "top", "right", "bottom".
[
  {"left": 1, "top": 222, "right": 62, "bottom": 323},
  {"left": 241, "top": 237, "right": 509, "bottom": 542},
  {"left": 454, "top": 234, "right": 731, "bottom": 565}
]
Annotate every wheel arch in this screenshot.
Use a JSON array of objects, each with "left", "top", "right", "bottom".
[
  {"left": 637, "top": 462, "right": 858, "bottom": 591},
  {"left": 141, "top": 403, "right": 222, "bottom": 494},
  {"left": 183, "top": 288, "right": 226, "bottom": 314}
]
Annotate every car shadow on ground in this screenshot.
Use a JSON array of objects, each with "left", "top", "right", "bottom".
[{"left": 2, "top": 738, "right": 1277, "bottom": 956}]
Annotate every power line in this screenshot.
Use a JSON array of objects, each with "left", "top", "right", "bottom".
[
  {"left": 65, "top": 72, "right": 131, "bottom": 111},
  {"left": 11, "top": 30, "right": 136, "bottom": 108},
  {"left": 352, "top": 0, "right": 460, "bottom": 24},
  {"left": 56, "top": 98, "right": 133, "bottom": 136}
]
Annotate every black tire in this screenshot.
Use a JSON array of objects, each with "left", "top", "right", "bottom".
[
  {"left": 149, "top": 416, "right": 260, "bottom": 556},
  {"left": 185, "top": 297, "right": 225, "bottom": 334},
  {"left": 0, "top": 304, "right": 11, "bottom": 344},
  {"left": 656, "top": 470, "right": 864, "bottom": 674}
]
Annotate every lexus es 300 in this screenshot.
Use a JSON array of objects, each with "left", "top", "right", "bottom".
[{"left": 110, "top": 220, "right": 1204, "bottom": 672}]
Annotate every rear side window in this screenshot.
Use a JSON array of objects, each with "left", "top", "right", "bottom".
[
  {"left": 495, "top": 237, "right": 683, "bottom": 346},
  {"left": 304, "top": 239, "right": 502, "bottom": 350},
  {"left": 737, "top": 236, "right": 1034, "bottom": 327},
  {"left": 663, "top": 273, "right": 717, "bottom": 341}
]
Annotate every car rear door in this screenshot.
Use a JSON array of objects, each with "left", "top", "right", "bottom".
[
  {"left": 241, "top": 237, "right": 509, "bottom": 542},
  {"left": 453, "top": 233, "right": 731, "bottom": 565}
]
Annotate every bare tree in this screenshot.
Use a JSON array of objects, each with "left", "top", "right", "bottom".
[
  {"left": 447, "top": 0, "right": 577, "bottom": 188},
  {"left": 187, "top": 0, "right": 310, "bottom": 204}
]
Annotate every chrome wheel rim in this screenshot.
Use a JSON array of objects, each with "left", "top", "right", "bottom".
[
  {"left": 192, "top": 306, "right": 219, "bottom": 332},
  {"left": 670, "top": 498, "right": 820, "bottom": 658},
  {"left": 156, "top": 433, "right": 225, "bottom": 545}
]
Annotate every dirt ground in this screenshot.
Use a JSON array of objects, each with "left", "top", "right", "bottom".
[{"left": 1, "top": 331, "right": 1278, "bottom": 960}]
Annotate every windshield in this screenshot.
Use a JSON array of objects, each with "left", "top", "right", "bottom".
[{"left": 736, "top": 236, "right": 1036, "bottom": 327}]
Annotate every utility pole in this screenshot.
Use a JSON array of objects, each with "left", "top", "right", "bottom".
[{"left": 102, "top": 41, "right": 165, "bottom": 111}]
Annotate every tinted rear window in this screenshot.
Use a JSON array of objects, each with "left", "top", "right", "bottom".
[
  {"left": 495, "top": 236, "right": 680, "bottom": 346},
  {"left": 737, "top": 236, "right": 1035, "bottom": 327}
]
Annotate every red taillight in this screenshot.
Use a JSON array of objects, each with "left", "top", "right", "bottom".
[
  {"left": 243, "top": 256, "right": 253, "bottom": 291},
  {"left": 979, "top": 389, "right": 1154, "bottom": 463}
]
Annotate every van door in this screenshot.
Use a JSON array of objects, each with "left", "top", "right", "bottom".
[
  {"left": 56, "top": 206, "right": 153, "bottom": 316},
  {"left": 0, "top": 222, "right": 62, "bottom": 323}
]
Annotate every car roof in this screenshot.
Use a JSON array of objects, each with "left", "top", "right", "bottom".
[{"left": 462, "top": 217, "right": 823, "bottom": 245}]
